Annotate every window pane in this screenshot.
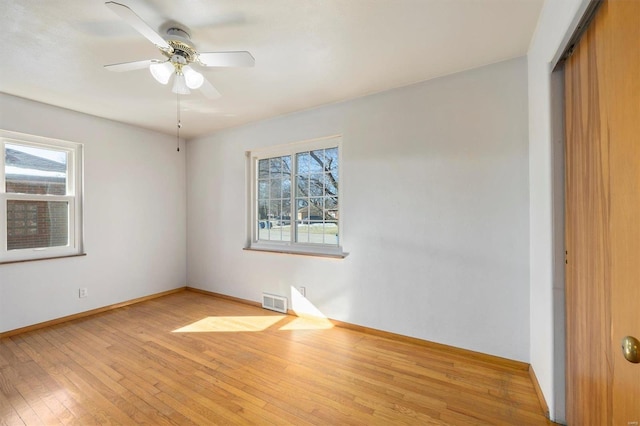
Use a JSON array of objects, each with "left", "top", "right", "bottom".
[
  {"left": 324, "top": 222, "right": 339, "bottom": 245},
  {"left": 282, "top": 177, "right": 291, "bottom": 199},
  {"left": 258, "top": 195, "right": 270, "bottom": 240},
  {"left": 325, "top": 172, "right": 338, "bottom": 195},
  {"left": 269, "top": 157, "right": 282, "bottom": 175},
  {"left": 258, "top": 159, "right": 269, "bottom": 178},
  {"left": 296, "top": 175, "right": 308, "bottom": 197},
  {"left": 296, "top": 230, "right": 309, "bottom": 243},
  {"left": 270, "top": 177, "right": 282, "bottom": 199},
  {"left": 325, "top": 147, "right": 338, "bottom": 171},
  {"left": 309, "top": 198, "right": 323, "bottom": 221},
  {"left": 258, "top": 200, "right": 277, "bottom": 241},
  {"left": 309, "top": 173, "right": 324, "bottom": 196},
  {"left": 258, "top": 199, "right": 268, "bottom": 220},
  {"left": 309, "top": 149, "right": 324, "bottom": 172},
  {"left": 325, "top": 197, "right": 338, "bottom": 211},
  {"left": 282, "top": 156, "right": 292, "bottom": 176},
  {"left": 281, "top": 199, "right": 291, "bottom": 225},
  {"left": 296, "top": 152, "right": 310, "bottom": 174},
  {"left": 272, "top": 200, "right": 285, "bottom": 241},
  {"left": 258, "top": 219, "right": 270, "bottom": 240},
  {"left": 326, "top": 196, "right": 339, "bottom": 245},
  {"left": 295, "top": 198, "right": 308, "bottom": 243},
  {"left": 269, "top": 200, "right": 281, "bottom": 219},
  {"left": 7, "top": 200, "right": 68, "bottom": 250},
  {"left": 296, "top": 199, "right": 308, "bottom": 228},
  {"left": 296, "top": 198, "right": 309, "bottom": 209},
  {"left": 258, "top": 179, "right": 269, "bottom": 200},
  {"left": 5, "top": 144, "right": 67, "bottom": 195},
  {"left": 270, "top": 223, "right": 283, "bottom": 241},
  {"left": 257, "top": 199, "right": 269, "bottom": 241}
]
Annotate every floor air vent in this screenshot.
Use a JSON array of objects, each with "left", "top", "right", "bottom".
[{"left": 262, "top": 293, "right": 288, "bottom": 314}]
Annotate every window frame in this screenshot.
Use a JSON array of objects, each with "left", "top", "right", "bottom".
[
  {"left": 247, "top": 135, "right": 345, "bottom": 258},
  {"left": 1, "top": 130, "right": 84, "bottom": 263}
]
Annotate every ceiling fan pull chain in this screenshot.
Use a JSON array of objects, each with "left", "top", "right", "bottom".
[{"left": 176, "top": 91, "right": 181, "bottom": 152}]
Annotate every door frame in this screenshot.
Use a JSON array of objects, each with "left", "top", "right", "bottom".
[
  {"left": 549, "top": 67, "right": 566, "bottom": 423},
  {"left": 548, "top": 0, "right": 602, "bottom": 422}
]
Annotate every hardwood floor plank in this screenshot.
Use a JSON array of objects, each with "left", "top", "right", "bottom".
[
  {"left": 8, "top": 335, "right": 87, "bottom": 422},
  {"left": 0, "top": 290, "right": 552, "bottom": 425}
]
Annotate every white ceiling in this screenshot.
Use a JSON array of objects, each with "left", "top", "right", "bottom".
[{"left": 0, "top": 0, "right": 543, "bottom": 139}]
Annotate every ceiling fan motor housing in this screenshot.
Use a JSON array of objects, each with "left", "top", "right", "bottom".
[{"left": 163, "top": 27, "right": 197, "bottom": 64}]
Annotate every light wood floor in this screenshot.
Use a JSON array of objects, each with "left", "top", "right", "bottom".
[{"left": 0, "top": 290, "right": 552, "bottom": 425}]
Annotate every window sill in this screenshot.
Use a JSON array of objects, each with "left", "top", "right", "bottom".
[
  {"left": 243, "top": 247, "right": 348, "bottom": 259},
  {"left": 0, "top": 253, "right": 87, "bottom": 266}
]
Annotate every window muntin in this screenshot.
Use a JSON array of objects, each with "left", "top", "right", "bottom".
[
  {"left": 250, "top": 136, "right": 343, "bottom": 256},
  {"left": 1, "top": 132, "right": 83, "bottom": 262}
]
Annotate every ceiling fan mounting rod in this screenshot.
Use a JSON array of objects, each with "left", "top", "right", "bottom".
[{"left": 166, "top": 27, "right": 191, "bottom": 40}]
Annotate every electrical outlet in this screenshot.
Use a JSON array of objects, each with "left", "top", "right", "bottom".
[
  {"left": 79, "top": 288, "right": 88, "bottom": 298},
  {"left": 299, "top": 286, "right": 306, "bottom": 297}
]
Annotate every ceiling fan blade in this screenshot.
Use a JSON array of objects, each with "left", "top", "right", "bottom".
[
  {"left": 199, "top": 78, "right": 222, "bottom": 99},
  {"left": 104, "top": 59, "right": 158, "bottom": 72},
  {"left": 105, "top": 1, "right": 171, "bottom": 51},
  {"left": 198, "top": 51, "right": 255, "bottom": 68}
]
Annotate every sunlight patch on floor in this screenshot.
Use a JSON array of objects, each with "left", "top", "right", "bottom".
[
  {"left": 172, "top": 314, "right": 333, "bottom": 333},
  {"left": 173, "top": 288, "right": 335, "bottom": 333},
  {"left": 279, "top": 316, "right": 334, "bottom": 330},
  {"left": 173, "top": 315, "right": 286, "bottom": 333}
]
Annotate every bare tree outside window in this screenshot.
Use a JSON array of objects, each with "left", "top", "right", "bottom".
[
  {"left": 257, "top": 155, "right": 291, "bottom": 242},
  {"left": 256, "top": 145, "right": 339, "bottom": 246},
  {"left": 295, "top": 147, "right": 338, "bottom": 244}
]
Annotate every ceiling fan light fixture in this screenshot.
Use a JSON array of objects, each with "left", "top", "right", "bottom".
[
  {"left": 103, "top": 2, "right": 252, "bottom": 100},
  {"left": 172, "top": 73, "right": 191, "bottom": 95},
  {"left": 183, "top": 65, "right": 204, "bottom": 89},
  {"left": 149, "top": 61, "right": 174, "bottom": 85}
]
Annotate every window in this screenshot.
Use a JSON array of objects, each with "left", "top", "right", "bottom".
[
  {"left": 1, "top": 131, "right": 83, "bottom": 262},
  {"left": 249, "top": 136, "right": 344, "bottom": 257}
]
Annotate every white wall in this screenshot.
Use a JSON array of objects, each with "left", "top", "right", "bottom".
[
  {"left": 0, "top": 94, "right": 187, "bottom": 333},
  {"left": 187, "top": 57, "right": 530, "bottom": 362},
  {"left": 527, "top": 0, "right": 591, "bottom": 421}
]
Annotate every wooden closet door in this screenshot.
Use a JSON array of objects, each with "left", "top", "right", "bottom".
[{"left": 565, "top": 0, "right": 640, "bottom": 424}]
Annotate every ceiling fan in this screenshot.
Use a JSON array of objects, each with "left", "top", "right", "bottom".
[{"left": 103, "top": 1, "right": 254, "bottom": 99}]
